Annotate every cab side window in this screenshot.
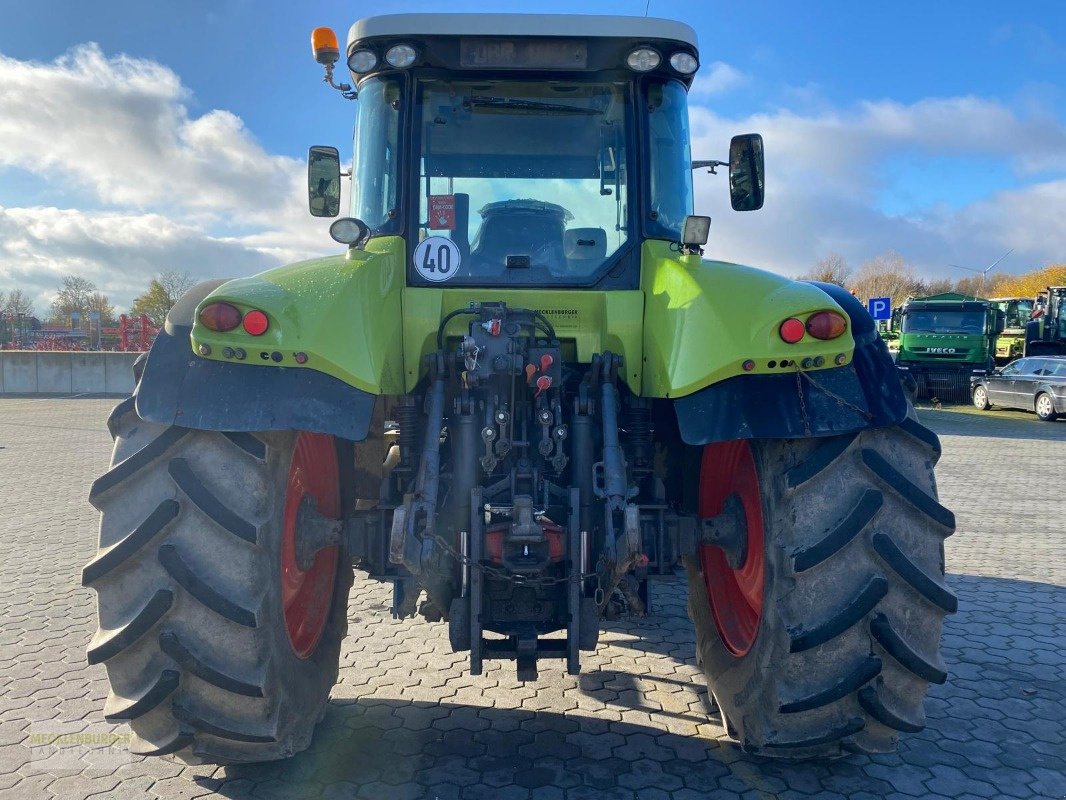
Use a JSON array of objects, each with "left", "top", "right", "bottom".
[{"left": 645, "top": 80, "right": 694, "bottom": 239}]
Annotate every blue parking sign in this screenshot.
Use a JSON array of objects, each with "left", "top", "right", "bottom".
[{"left": 868, "top": 297, "right": 891, "bottom": 320}]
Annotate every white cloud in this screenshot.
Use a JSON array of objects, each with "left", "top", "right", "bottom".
[
  {"left": 0, "top": 206, "right": 278, "bottom": 313},
  {"left": 0, "top": 44, "right": 301, "bottom": 219},
  {"left": 689, "top": 61, "right": 748, "bottom": 97},
  {"left": 0, "top": 44, "right": 334, "bottom": 311},
  {"left": 689, "top": 96, "right": 1066, "bottom": 277}
]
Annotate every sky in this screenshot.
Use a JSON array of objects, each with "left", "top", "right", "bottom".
[{"left": 0, "top": 0, "right": 1063, "bottom": 313}]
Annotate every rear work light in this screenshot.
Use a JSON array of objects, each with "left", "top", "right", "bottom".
[
  {"left": 199, "top": 302, "right": 242, "bottom": 332},
  {"left": 669, "top": 52, "right": 698, "bottom": 75},
  {"left": 779, "top": 318, "right": 806, "bottom": 344},
  {"left": 385, "top": 44, "right": 417, "bottom": 68},
  {"left": 348, "top": 49, "right": 377, "bottom": 73},
  {"left": 806, "top": 311, "right": 848, "bottom": 340},
  {"left": 626, "top": 48, "right": 661, "bottom": 72},
  {"left": 243, "top": 309, "right": 269, "bottom": 336}
]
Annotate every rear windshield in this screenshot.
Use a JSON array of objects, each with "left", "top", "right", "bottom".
[{"left": 412, "top": 79, "right": 632, "bottom": 286}]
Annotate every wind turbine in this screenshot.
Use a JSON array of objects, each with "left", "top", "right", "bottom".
[{"left": 947, "top": 248, "right": 1014, "bottom": 298}]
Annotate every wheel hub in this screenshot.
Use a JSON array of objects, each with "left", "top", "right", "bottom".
[
  {"left": 281, "top": 432, "right": 340, "bottom": 659},
  {"left": 700, "top": 493, "right": 748, "bottom": 569},
  {"left": 697, "top": 440, "right": 765, "bottom": 657}
]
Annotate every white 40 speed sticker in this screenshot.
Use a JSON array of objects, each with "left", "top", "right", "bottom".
[{"left": 413, "top": 236, "right": 461, "bottom": 282}]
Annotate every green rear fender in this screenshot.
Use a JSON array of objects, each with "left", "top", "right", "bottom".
[
  {"left": 641, "top": 240, "right": 856, "bottom": 398},
  {"left": 190, "top": 236, "right": 406, "bottom": 395},
  {"left": 188, "top": 237, "right": 856, "bottom": 401}
]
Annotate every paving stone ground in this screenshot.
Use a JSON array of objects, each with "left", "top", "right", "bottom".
[{"left": 0, "top": 398, "right": 1062, "bottom": 799}]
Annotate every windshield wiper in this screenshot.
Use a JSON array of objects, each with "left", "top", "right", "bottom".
[{"left": 466, "top": 96, "right": 602, "bottom": 115}]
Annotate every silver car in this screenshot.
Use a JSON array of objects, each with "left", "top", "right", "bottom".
[{"left": 972, "top": 356, "right": 1066, "bottom": 421}]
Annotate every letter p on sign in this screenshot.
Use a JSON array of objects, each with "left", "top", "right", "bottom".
[{"left": 868, "top": 297, "right": 891, "bottom": 321}]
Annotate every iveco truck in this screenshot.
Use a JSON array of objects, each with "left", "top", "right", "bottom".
[{"left": 895, "top": 292, "right": 1004, "bottom": 402}]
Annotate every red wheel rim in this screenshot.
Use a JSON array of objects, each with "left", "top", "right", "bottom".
[
  {"left": 697, "top": 440, "right": 765, "bottom": 657},
  {"left": 281, "top": 432, "right": 340, "bottom": 659}
]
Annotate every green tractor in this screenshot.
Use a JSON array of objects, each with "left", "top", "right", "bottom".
[
  {"left": 991, "top": 296, "right": 1034, "bottom": 364},
  {"left": 1026, "top": 286, "right": 1066, "bottom": 356},
  {"left": 84, "top": 13, "right": 955, "bottom": 764}
]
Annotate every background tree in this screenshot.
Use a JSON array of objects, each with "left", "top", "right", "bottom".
[
  {"left": 87, "top": 291, "right": 117, "bottom": 326},
  {"left": 129, "top": 280, "right": 170, "bottom": 326},
  {"left": 49, "top": 275, "right": 97, "bottom": 324},
  {"left": 800, "top": 253, "right": 851, "bottom": 286},
  {"left": 849, "top": 251, "right": 925, "bottom": 306},
  {"left": 994, "top": 264, "right": 1066, "bottom": 299},
  {"left": 159, "top": 271, "right": 194, "bottom": 302},
  {"left": 951, "top": 275, "right": 993, "bottom": 298},
  {"left": 3, "top": 289, "right": 36, "bottom": 318},
  {"left": 922, "top": 278, "right": 954, "bottom": 295},
  {"left": 48, "top": 275, "right": 115, "bottom": 328},
  {"left": 130, "top": 271, "right": 194, "bottom": 326}
]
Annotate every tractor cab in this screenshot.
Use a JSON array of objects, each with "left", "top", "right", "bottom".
[
  {"left": 1026, "top": 286, "right": 1066, "bottom": 356},
  {"left": 307, "top": 14, "right": 762, "bottom": 288}
]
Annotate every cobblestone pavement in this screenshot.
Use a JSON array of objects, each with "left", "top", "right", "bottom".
[{"left": 0, "top": 398, "right": 1063, "bottom": 800}]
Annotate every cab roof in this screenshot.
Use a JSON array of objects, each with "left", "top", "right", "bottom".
[{"left": 347, "top": 14, "right": 698, "bottom": 50}]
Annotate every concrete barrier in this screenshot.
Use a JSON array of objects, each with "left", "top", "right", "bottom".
[
  {"left": 0, "top": 351, "right": 140, "bottom": 396},
  {"left": 36, "top": 352, "right": 73, "bottom": 394},
  {"left": 72, "top": 353, "right": 107, "bottom": 394},
  {"left": 1, "top": 352, "right": 37, "bottom": 394}
]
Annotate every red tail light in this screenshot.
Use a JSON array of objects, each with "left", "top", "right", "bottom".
[
  {"left": 779, "top": 318, "right": 806, "bottom": 344},
  {"left": 199, "top": 302, "right": 242, "bottom": 332},
  {"left": 806, "top": 311, "right": 848, "bottom": 340},
  {"left": 242, "top": 309, "right": 269, "bottom": 336}
]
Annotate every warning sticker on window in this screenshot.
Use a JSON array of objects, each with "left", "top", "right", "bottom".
[{"left": 429, "top": 195, "right": 456, "bottom": 230}]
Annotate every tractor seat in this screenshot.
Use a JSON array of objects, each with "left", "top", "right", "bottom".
[{"left": 471, "top": 200, "right": 571, "bottom": 270}]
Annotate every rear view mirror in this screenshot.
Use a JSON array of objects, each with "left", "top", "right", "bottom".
[
  {"left": 994, "top": 309, "right": 1006, "bottom": 335},
  {"left": 308, "top": 146, "right": 341, "bottom": 217},
  {"left": 729, "top": 134, "right": 765, "bottom": 211}
]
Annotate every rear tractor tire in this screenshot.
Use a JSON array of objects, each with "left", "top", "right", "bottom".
[
  {"left": 685, "top": 413, "right": 956, "bottom": 758},
  {"left": 83, "top": 399, "right": 353, "bottom": 764}
]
